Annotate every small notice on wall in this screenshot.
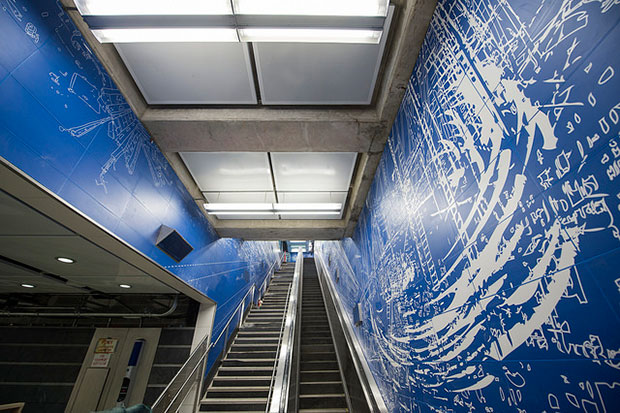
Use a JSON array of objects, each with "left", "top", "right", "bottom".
[
  {"left": 95, "top": 338, "right": 118, "bottom": 354},
  {"left": 91, "top": 353, "right": 112, "bottom": 368}
]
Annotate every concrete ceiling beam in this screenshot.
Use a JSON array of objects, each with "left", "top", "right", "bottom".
[
  {"left": 63, "top": 0, "right": 438, "bottom": 240},
  {"left": 143, "top": 112, "right": 383, "bottom": 153}
]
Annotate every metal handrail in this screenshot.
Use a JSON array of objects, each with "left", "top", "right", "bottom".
[
  {"left": 264, "top": 281, "right": 292, "bottom": 411},
  {"left": 267, "top": 251, "right": 303, "bottom": 412},
  {"left": 151, "top": 253, "right": 284, "bottom": 413},
  {"left": 314, "top": 250, "right": 389, "bottom": 413}
]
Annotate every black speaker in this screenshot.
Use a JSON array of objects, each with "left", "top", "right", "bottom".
[{"left": 156, "top": 225, "right": 193, "bottom": 262}]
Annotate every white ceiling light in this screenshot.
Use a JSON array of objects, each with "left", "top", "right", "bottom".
[
  {"left": 119, "top": 284, "right": 132, "bottom": 289},
  {"left": 278, "top": 211, "right": 340, "bottom": 215},
  {"left": 232, "top": 0, "right": 389, "bottom": 16},
  {"left": 204, "top": 203, "right": 273, "bottom": 211},
  {"left": 75, "top": 0, "right": 233, "bottom": 16},
  {"left": 274, "top": 203, "right": 341, "bottom": 211},
  {"left": 91, "top": 28, "right": 239, "bottom": 43},
  {"left": 204, "top": 202, "right": 342, "bottom": 213},
  {"left": 213, "top": 211, "right": 277, "bottom": 216},
  {"left": 56, "top": 257, "right": 75, "bottom": 264},
  {"left": 238, "top": 28, "right": 382, "bottom": 44},
  {"left": 21, "top": 283, "right": 35, "bottom": 288},
  {"left": 77, "top": 1, "right": 389, "bottom": 45}
]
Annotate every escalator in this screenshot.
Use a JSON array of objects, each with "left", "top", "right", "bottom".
[
  {"left": 200, "top": 263, "right": 294, "bottom": 412},
  {"left": 298, "top": 258, "right": 348, "bottom": 412},
  {"left": 197, "top": 258, "right": 354, "bottom": 412}
]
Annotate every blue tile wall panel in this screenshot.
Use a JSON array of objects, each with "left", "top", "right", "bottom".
[
  {"left": 0, "top": 0, "right": 279, "bottom": 342},
  {"left": 317, "top": 0, "right": 620, "bottom": 411}
]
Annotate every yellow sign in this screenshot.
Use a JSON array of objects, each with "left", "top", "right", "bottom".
[{"left": 95, "top": 338, "right": 118, "bottom": 354}]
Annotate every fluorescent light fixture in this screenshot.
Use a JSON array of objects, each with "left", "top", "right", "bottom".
[
  {"left": 238, "top": 28, "right": 382, "bottom": 44},
  {"left": 213, "top": 211, "right": 277, "bottom": 216},
  {"left": 204, "top": 202, "right": 342, "bottom": 213},
  {"left": 56, "top": 257, "right": 75, "bottom": 264},
  {"left": 21, "top": 283, "right": 35, "bottom": 288},
  {"left": 75, "top": 0, "right": 233, "bottom": 16},
  {"left": 91, "top": 28, "right": 239, "bottom": 43},
  {"left": 119, "top": 284, "right": 132, "bottom": 289},
  {"left": 204, "top": 203, "right": 273, "bottom": 211},
  {"left": 274, "top": 203, "right": 341, "bottom": 211},
  {"left": 278, "top": 211, "right": 340, "bottom": 215},
  {"left": 233, "top": 0, "right": 389, "bottom": 16}
]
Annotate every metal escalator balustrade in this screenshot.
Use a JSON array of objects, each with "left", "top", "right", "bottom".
[
  {"left": 151, "top": 254, "right": 285, "bottom": 413},
  {"left": 298, "top": 258, "right": 348, "bottom": 413},
  {"left": 200, "top": 262, "right": 296, "bottom": 412}
]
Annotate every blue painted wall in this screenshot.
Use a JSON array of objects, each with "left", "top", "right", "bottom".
[
  {"left": 317, "top": 0, "right": 620, "bottom": 411},
  {"left": 0, "top": 0, "right": 279, "bottom": 340}
]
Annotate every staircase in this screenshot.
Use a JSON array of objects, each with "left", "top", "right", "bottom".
[
  {"left": 298, "top": 258, "right": 348, "bottom": 412},
  {"left": 199, "top": 262, "right": 295, "bottom": 412}
]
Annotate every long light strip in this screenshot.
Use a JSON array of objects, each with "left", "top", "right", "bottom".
[
  {"left": 75, "top": 0, "right": 233, "bottom": 16},
  {"left": 204, "top": 202, "right": 342, "bottom": 215},
  {"left": 76, "top": 0, "right": 388, "bottom": 44},
  {"left": 91, "top": 28, "right": 239, "bottom": 43},
  {"left": 274, "top": 203, "right": 342, "bottom": 211},
  {"left": 212, "top": 211, "right": 277, "bottom": 216},
  {"left": 204, "top": 203, "right": 341, "bottom": 211},
  {"left": 238, "top": 28, "right": 382, "bottom": 44},
  {"left": 204, "top": 203, "right": 273, "bottom": 211},
  {"left": 278, "top": 211, "right": 340, "bottom": 215},
  {"left": 233, "top": 0, "right": 389, "bottom": 17},
  {"left": 211, "top": 211, "right": 340, "bottom": 216}
]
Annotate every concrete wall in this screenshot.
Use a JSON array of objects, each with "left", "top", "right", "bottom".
[
  {"left": 317, "top": 0, "right": 620, "bottom": 411},
  {"left": 0, "top": 0, "right": 279, "bottom": 339}
]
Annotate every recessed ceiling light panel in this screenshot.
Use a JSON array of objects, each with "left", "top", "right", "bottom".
[
  {"left": 203, "top": 202, "right": 342, "bottom": 213},
  {"left": 92, "top": 28, "right": 239, "bottom": 43},
  {"left": 238, "top": 28, "right": 382, "bottom": 44},
  {"left": 75, "top": 0, "right": 233, "bottom": 16},
  {"left": 204, "top": 203, "right": 273, "bottom": 211},
  {"left": 233, "top": 0, "right": 389, "bottom": 17},
  {"left": 274, "top": 203, "right": 341, "bottom": 211},
  {"left": 56, "top": 257, "right": 75, "bottom": 264},
  {"left": 119, "top": 284, "right": 132, "bottom": 289},
  {"left": 21, "top": 283, "right": 35, "bottom": 288}
]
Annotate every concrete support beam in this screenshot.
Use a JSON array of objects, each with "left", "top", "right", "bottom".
[
  {"left": 343, "top": 151, "right": 384, "bottom": 237},
  {"left": 63, "top": 0, "right": 438, "bottom": 240},
  {"left": 376, "top": 0, "right": 438, "bottom": 124},
  {"left": 63, "top": 5, "right": 148, "bottom": 118},
  {"left": 143, "top": 108, "right": 382, "bottom": 152},
  {"left": 215, "top": 219, "right": 346, "bottom": 240}
]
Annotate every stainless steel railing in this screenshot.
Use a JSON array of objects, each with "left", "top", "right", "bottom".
[
  {"left": 151, "top": 253, "right": 284, "bottom": 413},
  {"left": 267, "top": 251, "right": 303, "bottom": 413},
  {"left": 314, "top": 250, "right": 389, "bottom": 413}
]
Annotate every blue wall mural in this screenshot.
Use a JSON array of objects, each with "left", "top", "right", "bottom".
[
  {"left": 317, "top": 0, "right": 620, "bottom": 411},
  {"left": 0, "top": 0, "right": 280, "bottom": 339}
]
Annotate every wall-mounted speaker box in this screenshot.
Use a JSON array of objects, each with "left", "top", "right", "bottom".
[{"left": 156, "top": 225, "right": 193, "bottom": 262}]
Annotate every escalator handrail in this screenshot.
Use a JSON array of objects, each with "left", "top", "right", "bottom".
[
  {"left": 315, "top": 250, "right": 389, "bottom": 413},
  {"left": 151, "top": 252, "right": 284, "bottom": 413},
  {"left": 267, "top": 251, "right": 303, "bottom": 413}
]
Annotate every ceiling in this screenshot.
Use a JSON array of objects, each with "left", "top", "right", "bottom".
[
  {"left": 114, "top": 8, "right": 393, "bottom": 105},
  {"left": 181, "top": 152, "right": 356, "bottom": 220},
  {"left": 64, "top": 0, "right": 438, "bottom": 239},
  {"left": 0, "top": 189, "right": 175, "bottom": 295}
]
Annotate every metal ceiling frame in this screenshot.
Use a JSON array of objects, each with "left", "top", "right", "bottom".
[{"left": 61, "top": 0, "right": 439, "bottom": 240}]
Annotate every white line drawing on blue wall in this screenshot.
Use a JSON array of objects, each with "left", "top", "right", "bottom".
[
  {"left": 319, "top": 0, "right": 620, "bottom": 411},
  {"left": 1, "top": 0, "right": 173, "bottom": 192}
]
